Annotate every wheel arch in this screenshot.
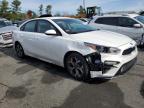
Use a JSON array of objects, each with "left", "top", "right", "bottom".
[
  {"left": 63, "top": 51, "right": 84, "bottom": 67},
  {"left": 14, "top": 41, "right": 25, "bottom": 54},
  {"left": 15, "top": 41, "right": 21, "bottom": 45}
]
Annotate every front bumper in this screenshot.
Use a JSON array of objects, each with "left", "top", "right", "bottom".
[{"left": 85, "top": 47, "right": 138, "bottom": 79}]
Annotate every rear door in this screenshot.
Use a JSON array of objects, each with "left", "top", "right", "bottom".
[
  {"left": 19, "top": 20, "right": 38, "bottom": 55},
  {"left": 117, "top": 17, "right": 143, "bottom": 40}
]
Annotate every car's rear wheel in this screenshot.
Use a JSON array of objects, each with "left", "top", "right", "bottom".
[
  {"left": 65, "top": 53, "right": 90, "bottom": 81},
  {"left": 15, "top": 43, "right": 25, "bottom": 58}
]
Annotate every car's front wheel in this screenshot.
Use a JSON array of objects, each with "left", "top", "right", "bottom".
[
  {"left": 65, "top": 53, "right": 90, "bottom": 81},
  {"left": 15, "top": 42, "right": 25, "bottom": 58}
]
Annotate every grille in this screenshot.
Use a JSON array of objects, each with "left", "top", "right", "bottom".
[
  {"left": 2, "top": 32, "right": 12, "bottom": 40},
  {"left": 116, "top": 57, "right": 137, "bottom": 76},
  {"left": 122, "top": 47, "right": 135, "bottom": 55}
]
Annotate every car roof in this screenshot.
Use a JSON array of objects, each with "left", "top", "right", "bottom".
[
  {"left": 127, "top": 14, "right": 139, "bottom": 18},
  {"left": 34, "top": 17, "right": 74, "bottom": 20},
  {"left": 93, "top": 14, "right": 139, "bottom": 19}
]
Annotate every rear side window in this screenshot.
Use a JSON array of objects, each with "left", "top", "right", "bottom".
[
  {"left": 21, "top": 20, "right": 36, "bottom": 32},
  {"left": 118, "top": 17, "right": 138, "bottom": 28},
  {"left": 95, "top": 17, "right": 118, "bottom": 26}
]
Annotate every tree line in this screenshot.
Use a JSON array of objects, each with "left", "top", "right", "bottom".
[
  {"left": 0, "top": 0, "right": 87, "bottom": 21},
  {"left": 0, "top": 0, "right": 52, "bottom": 21}
]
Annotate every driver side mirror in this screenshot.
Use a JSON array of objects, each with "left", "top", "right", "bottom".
[
  {"left": 133, "top": 24, "right": 142, "bottom": 28},
  {"left": 45, "top": 29, "right": 57, "bottom": 35}
]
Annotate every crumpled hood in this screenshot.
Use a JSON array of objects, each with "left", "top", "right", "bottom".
[
  {"left": 0, "top": 26, "right": 18, "bottom": 34},
  {"left": 70, "top": 30, "right": 133, "bottom": 47}
]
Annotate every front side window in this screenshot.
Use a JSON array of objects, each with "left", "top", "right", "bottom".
[
  {"left": 53, "top": 19, "right": 96, "bottom": 34},
  {"left": 21, "top": 20, "right": 36, "bottom": 32},
  {"left": 37, "top": 20, "right": 55, "bottom": 33},
  {"left": 95, "top": 17, "right": 118, "bottom": 26},
  {"left": 118, "top": 17, "right": 138, "bottom": 27}
]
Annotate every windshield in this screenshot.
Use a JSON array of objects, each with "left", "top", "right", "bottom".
[
  {"left": 53, "top": 19, "right": 96, "bottom": 34},
  {"left": 135, "top": 16, "right": 144, "bottom": 24}
]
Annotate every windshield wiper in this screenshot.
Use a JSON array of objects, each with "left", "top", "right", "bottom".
[{"left": 68, "top": 31, "right": 78, "bottom": 34}]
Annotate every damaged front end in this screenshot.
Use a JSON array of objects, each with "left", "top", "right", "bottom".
[{"left": 85, "top": 52, "right": 120, "bottom": 78}]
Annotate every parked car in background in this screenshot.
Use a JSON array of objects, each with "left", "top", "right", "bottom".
[
  {"left": 0, "top": 18, "right": 17, "bottom": 47},
  {"left": 13, "top": 20, "right": 28, "bottom": 27},
  {"left": 13, "top": 17, "right": 137, "bottom": 81},
  {"left": 89, "top": 14, "right": 144, "bottom": 46},
  {"left": 0, "top": 18, "right": 13, "bottom": 28}
]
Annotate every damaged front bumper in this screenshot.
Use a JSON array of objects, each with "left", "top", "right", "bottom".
[{"left": 85, "top": 51, "right": 137, "bottom": 79}]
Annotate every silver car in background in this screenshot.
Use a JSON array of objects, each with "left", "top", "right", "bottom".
[
  {"left": 89, "top": 14, "right": 144, "bottom": 46},
  {"left": 0, "top": 18, "right": 17, "bottom": 47}
]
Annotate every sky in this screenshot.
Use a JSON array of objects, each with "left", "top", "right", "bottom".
[{"left": 7, "top": 0, "right": 144, "bottom": 15}]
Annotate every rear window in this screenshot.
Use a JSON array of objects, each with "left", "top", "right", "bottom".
[{"left": 95, "top": 17, "right": 118, "bottom": 26}]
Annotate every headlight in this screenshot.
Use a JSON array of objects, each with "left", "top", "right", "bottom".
[
  {"left": 109, "top": 47, "right": 121, "bottom": 54},
  {"left": 84, "top": 42, "right": 121, "bottom": 54}
]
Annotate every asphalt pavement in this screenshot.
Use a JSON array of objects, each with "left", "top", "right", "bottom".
[{"left": 0, "top": 47, "right": 144, "bottom": 108}]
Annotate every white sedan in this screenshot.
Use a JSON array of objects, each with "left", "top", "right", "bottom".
[{"left": 12, "top": 17, "right": 138, "bottom": 81}]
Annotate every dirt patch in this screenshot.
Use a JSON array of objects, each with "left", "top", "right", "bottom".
[{"left": 6, "top": 86, "right": 28, "bottom": 99}]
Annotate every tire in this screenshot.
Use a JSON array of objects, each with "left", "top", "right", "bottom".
[
  {"left": 65, "top": 53, "right": 90, "bottom": 81},
  {"left": 15, "top": 43, "right": 25, "bottom": 58}
]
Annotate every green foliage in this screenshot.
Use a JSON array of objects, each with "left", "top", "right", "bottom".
[
  {"left": 77, "top": 5, "right": 86, "bottom": 15},
  {"left": 39, "top": 4, "right": 43, "bottom": 15},
  {"left": 11, "top": 0, "right": 21, "bottom": 13},
  {"left": 0, "top": 0, "right": 9, "bottom": 17},
  {"left": 45, "top": 5, "right": 52, "bottom": 14},
  {"left": 0, "top": 0, "right": 38, "bottom": 21}
]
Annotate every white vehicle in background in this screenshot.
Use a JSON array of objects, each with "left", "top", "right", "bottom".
[
  {"left": 13, "top": 17, "right": 137, "bottom": 81},
  {"left": 89, "top": 14, "right": 144, "bottom": 46},
  {"left": 0, "top": 18, "right": 17, "bottom": 47}
]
